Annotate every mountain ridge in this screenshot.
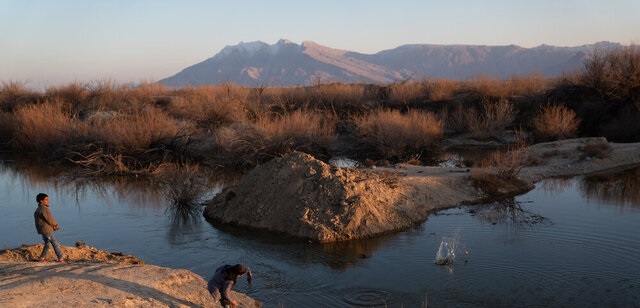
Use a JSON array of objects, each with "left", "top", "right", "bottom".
[{"left": 159, "top": 40, "right": 621, "bottom": 87}]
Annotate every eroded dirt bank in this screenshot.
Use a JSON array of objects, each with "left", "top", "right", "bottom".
[
  {"left": 0, "top": 244, "right": 260, "bottom": 308},
  {"left": 204, "top": 138, "right": 640, "bottom": 242}
]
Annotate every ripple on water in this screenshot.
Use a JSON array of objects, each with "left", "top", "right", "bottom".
[{"left": 343, "top": 289, "right": 392, "bottom": 307}]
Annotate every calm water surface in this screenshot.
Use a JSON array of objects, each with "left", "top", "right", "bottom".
[{"left": 1, "top": 162, "right": 639, "bottom": 307}]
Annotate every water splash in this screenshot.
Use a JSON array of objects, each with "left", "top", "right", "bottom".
[{"left": 435, "top": 236, "right": 458, "bottom": 265}]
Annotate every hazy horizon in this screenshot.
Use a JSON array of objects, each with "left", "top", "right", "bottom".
[{"left": 2, "top": 0, "right": 639, "bottom": 89}]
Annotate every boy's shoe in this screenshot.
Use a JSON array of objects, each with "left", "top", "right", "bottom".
[
  {"left": 58, "top": 259, "right": 68, "bottom": 264},
  {"left": 38, "top": 258, "right": 47, "bottom": 262}
]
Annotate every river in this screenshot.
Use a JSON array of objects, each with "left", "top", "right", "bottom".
[{"left": 1, "top": 161, "right": 639, "bottom": 307}]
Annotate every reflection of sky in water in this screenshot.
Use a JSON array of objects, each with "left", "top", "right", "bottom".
[{"left": 1, "top": 162, "right": 639, "bottom": 307}]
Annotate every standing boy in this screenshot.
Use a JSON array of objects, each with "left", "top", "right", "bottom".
[{"left": 33, "top": 193, "right": 67, "bottom": 263}]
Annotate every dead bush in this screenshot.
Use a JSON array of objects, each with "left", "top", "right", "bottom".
[
  {"left": 154, "top": 162, "right": 209, "bottom": 223},
  {"left": 167, "top": 93, "right": 247, "bottom": 131},
  {"left": 88, "top": 106, "right": 181, "bottom": 153},
  {"left": 45, "top": 82, "right": 90, "bottom": 110},
  {"left": 532, "top": 104, "right": 581, "bottom": 141},
  {"left": 470, "top": 169, "right": 532, "bottom": 199},
  {"left": 449, "top": 99, "right": 514, "bottom": 138},
  {"left": 214, "top": 124, "right": 266, "bottom": 168},
  {"left": 421, "top": 78, "right": 460, "bottom": 101},
  {"left": 470, "top": 130, "right": 533, "bottom": 198},
  {"left": 581, "top": 45, "right": 640, "bottom": 102},
  {"left": 8, "top": 98, "right": 87, "bottom": 157},
  {"left": 0, "top": 81, "right": 41, "bottom": 112},
  {"left": 214, "top": 110, "right": 337, "bottom": 168},
  {"left": 389, "top": 82, "right": 424, "bottom": 106},
  {"left": 355, "top": 109, "right": 443, "bottom": 159},
  {"left": 253, "top": 109, "right": 337, "bottom": 160},
  {"left": 310, "top": 83, "right": 365, "bottom": 108}
]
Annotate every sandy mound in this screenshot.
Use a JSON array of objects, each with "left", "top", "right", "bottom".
[
  {"left": 205, "top": 139, "right": 640, "bottom": 243},
  {"left": 204, "top": 151, "right": 483, "bottom": 242},
  {"left": 0, "top": 244, "right": 261, "bottom": 308},
  {"left": 0, "top": 242, "right": 145, "bottom": 264}
]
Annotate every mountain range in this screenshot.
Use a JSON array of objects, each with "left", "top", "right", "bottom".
[{"left": 159, "top": 39, "right": 620, "bottom": 87}]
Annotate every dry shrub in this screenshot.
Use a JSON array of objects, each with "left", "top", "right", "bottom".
[
  {"left": 481, "top": 146, "right": 529, "bottom": 178},
  {"left": 470, "top": 168, "right": 532, "bottom": 199},
  {"left": 167, "top": 92, "right": 248, "bottom": 130},
  {"left": 132, "top": 81, "right": 168, "bottom": 100},
  {"left": 355, "top": 109, "right": 443, "bottom": 159},
  {"left": 471, "top": 135, "right": 532, "bottom": 198},
  {"left": 260, "top": 86, "right": 309, "bottom": 107},
  {"left": 214, "top": 124, "right": 265, "bottom": 167},
  {"left": 88, "top": 106, "right": 180, "bottom": 153},
  {"left": 214, "top": 110, "right": 337, "bottom": 167},
  {"left": 84, "top": 80, "right": 134, "bottom": 112},
  {"left": 45, "top": 82, "right": 90, "bottom": 108},
  {"left": 463, "top": 73, "right": 551, "bottom": 99},
  {"left": 581, "top": 45, "right": 640, "bottom": 101},
  {"left": 463, "top": 75, "right": 506, "bottom": 98},
  {"left": 422, "top": 78, "right": 460, "bottom": 101},
  {"left": 9, "top": 98, "right": 87, "bottom": 156},
  {"left": 505, "top": 72, "right": 551, "bottom": 96},
  {"left": 532, "top": 104, "right": 581, "bottom": 141},
  {"left": 253, "top": 109, "right": 337, "bottom": 159},
  {"left": 449, "top": 99, "right": 514, "bottom": 138},
  {"left": 388, "top": 82, "right": 424, "bottom": 105},
  {"left": 154, "top": 162, "right": 208, "bottom": 222},
  {"left": 310, "top": 83, "right": 365, "bottom": 107},
  {"left": 0, "top": 81, "right": 41, "bottom": 112},
  {"left": 65, "top": 107, "right": 183, "bottom": 175}
]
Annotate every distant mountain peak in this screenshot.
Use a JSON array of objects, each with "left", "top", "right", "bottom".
[
  {"left": 276, "top": 38, "right": 296, "bottom": 45},
  {"left": 160, "top": 40, "right": 617, "bottom": 87}
]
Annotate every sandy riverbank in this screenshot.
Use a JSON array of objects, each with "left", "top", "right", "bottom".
[{"left": 0, "top": 244, "right": 260, "bottom": 308}]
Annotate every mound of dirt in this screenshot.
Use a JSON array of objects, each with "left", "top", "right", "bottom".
[
  {"left": 0, "top": 242, "right": 145, "bottom": 264},
  {"left": 205, "top": 139, "right": 640, "bottom": 243},
  {"left": 204, "top": 151, "right": 482, "bottom": 242}
]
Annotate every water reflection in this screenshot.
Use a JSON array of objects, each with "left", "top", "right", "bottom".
[
  {"left": 469, "top": 199, "right": 551, "bottom": 227},
  {"left": 537, "top": 166, "right": 640, "bottom": 209},
  {"left": 580, "top": 166, "right": 640, "bottom": 208},
  {"left": 319, "top": 233, "right": 398, "bottom": 270},
  {"left": 538, "top": 176, "right": 574, "bottom": 195}
]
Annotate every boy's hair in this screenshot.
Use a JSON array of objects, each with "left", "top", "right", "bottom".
[
  {"left": 231, "top": 264, "right": 247, "bottom": 275},
  {"left": 36, "top": 193, "right": 48, "bottom": 203}
]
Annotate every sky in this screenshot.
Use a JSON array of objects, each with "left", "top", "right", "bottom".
[{"left": 1, "top": 0, "right": 639, "bottom": 89}]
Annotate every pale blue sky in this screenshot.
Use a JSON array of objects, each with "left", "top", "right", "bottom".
[{"left": 1, "top": 0, "right": 638, "bottom": 89}]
